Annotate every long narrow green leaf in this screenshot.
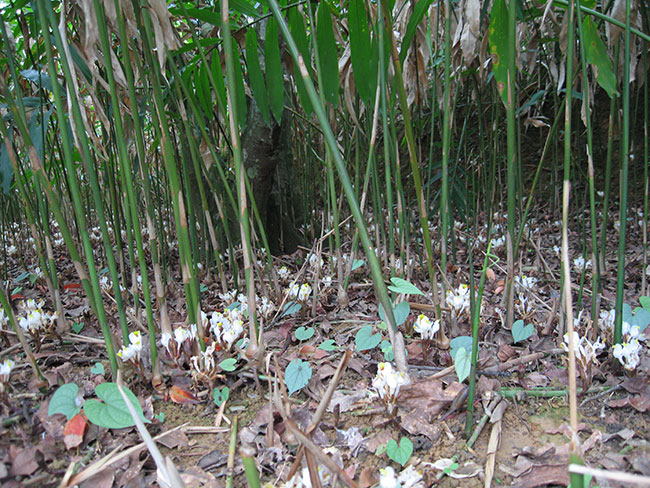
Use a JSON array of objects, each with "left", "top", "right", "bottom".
[
  {"left": 316, "top": 2, "right": 339, "bottom": 106},
  {"left": 398, "top": 0, "right": 433, "bottom": 64},
  {"left": 489, "top": 0, "right": 509, "bottom": 104},
  {"left": 582, "top": 16, "right": 618, "bottom": 98},
  {"left": 348, "top": 0, "right": 372, "bottom": 104}
]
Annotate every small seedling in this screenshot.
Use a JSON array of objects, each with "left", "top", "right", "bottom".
[
  {"left": 72, "top": 322, "right": 84, "bottom": 334},
  {"left": 90, "top": 362, "right": 105, "bottom": 375},
  {"left": 318, "top": 339, "right": 336, "bottom": 351},
  {"left": 511, "top": 319, "right": 534, "bottom": 344},
  {"left": 285, "top": 358, "right": 312, "bottom": 395},
  {"left": 295, "top": 326, "right": 315, "bottom": 341},
  {"left": 355, "top": 325, "right": 381, "bottom": 351},
  {"left": 218, "top": 358, "right": 237, "bottom": 372},
  {"left": 212, "top": 386, "right": 230, "bottom": 407},
  {"left": 386, "top": 437, "right": 413, "bottom": 466}
]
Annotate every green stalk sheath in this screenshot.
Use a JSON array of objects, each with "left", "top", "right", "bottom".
[{"left": 614, "top": 0, "right": 632, "bottom": 347}]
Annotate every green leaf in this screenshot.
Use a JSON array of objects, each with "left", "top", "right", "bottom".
[
  {"left": 232, "top": 44, "right": 247, "bottom": 129},
  {"left": 454, "top": 347, "right": 471, "bottom": 382},
  {"left": 212, "top": 386, "right": 230, "bottom": 407},
  {"left": 351, "top": 259, "right": 365, "bottom": 271},
  {"left": 90, "top": 362, "right": 105, "bottom": 375},
  {"left": 511, "top": 319, "right": 534, "bottom": 344},
  {"left": 211, "top": 50, "right": 227, "bottom": 114},
  {"left": 489, "top": 0, "right": 509, "bottom": 104},
  {"left": 289, "top": 8, "right": 313, "bottom": 115},
  {"left": 0, "top": 138, "right": 14, "bottom": 195},
  {"left": 378, "top": 301, "right": 410, "bottom": 327},
  {"left": 265, "top": 18, "right": 284, "bottom": 124},
  {"left": 285, "top": 359, "right": 312, "bottom": 395},
  {"left": 49, "top": 383, "right": 81, "bottom": 420},
  {"left": 381, "top": 340, "right": 394, "bottom": 362},
  {"left": 399, "top": 0, "right": 434, "bottom": 64},
  {"left": 316, "top": 2, "right": 339, "bottom": 106},
  {"left": 219, "top": 358, "right": 238, "bottom": 372},
  {"left": 631, "top": 307, "right": 650, "bottom": 332},
  {"left": 348, "top": 0, "right": 373, "bottom": 103},
  {"left": 280, "top": 301, "right": 302, "bottom": 318},
  {"left": 582, "top": 16, "right": 619, "bottom": 98},
  {"left": 318, "top": 339, "right": 337, "bottom": 351},
  {"left": 450, "top": 336, "right": 474, "bottom": 360},
  {"left": 155, "top": 412, "right": 165, "bottom": 423},
  {"left": 245, "top": 29, "right": 270, "bottom": 125},
  {"left": 230, "top": 0, "right": 261, "bottom": 18},
  {"left": 355, "top": 325, "right": 381, "bottom": 351},
  {"left": 639, "top": 296, "right": 650, "bottom": 311},
  {"left": 83, "top": 383, "right": 149, "bottom": 429},
  {"left": 72, "top": 322, "right": 84, "bottom": 334},
  {"left": 386, "top": 437, "right": 413, "bottom": 467},
  {"left": 388, "top": 277, "right": 424, "bottom": 296},
  {"left": 295, "top": 326, "right": 315, "bottom": 341}
]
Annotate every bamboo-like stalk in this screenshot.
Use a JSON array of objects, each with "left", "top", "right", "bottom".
[
  {"left": 561, "top": 0, "right": 584, "bottom": 484},
  {"left": 504, "top": 0, "right": 518, "bottom": 331},
  {"left": 267, "top": 0, "right": 408, "bottom": 374},
  {"left": 614, "top": 0, "right": 632, "bottom": 347},
  {"left": 440, "top": 0, "right": 452, "bottom": 278},
  {"left": 221, "top": 0, "right": 262, "bottom": 364}
]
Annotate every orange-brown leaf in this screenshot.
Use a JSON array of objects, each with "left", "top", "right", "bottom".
[
  {"left": 64, "top": 413, "right": 87, "bottom": 450},
  {"left": 169, "top": 385, "right": 200, "bottom": 404}
]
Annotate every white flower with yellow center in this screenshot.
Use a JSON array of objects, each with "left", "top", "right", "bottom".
[{"left": 414, "top": 314, "right": 439, "bottom": 340}]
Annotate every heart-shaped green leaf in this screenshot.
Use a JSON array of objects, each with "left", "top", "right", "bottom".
[
  {"left": 454, "top": 347, "right": 471, "bottom": 383},
  {"left": 295, "top": 326, "right": 315, "bottom": 341},
  {"left": 386, "top": 437, "right": 413, "bottom": 466},
  {"left": 83, "top": 383, "right": 149, "bottom": 429},
  {"left": 639, "top": 296, "right": 650, "bottom": 311},
  {"left": 318, "top": 339, "right": 337, "bottom": 351},
  {"left": 511, "top": 320, "right": 534, "bottom": 344},
  {"left": 351, "top": 259, "right": 365, "bottom": 271},
  {"left": 449, "top": 336, "right": 474, "bottom": 360},
  {"left": 285, "top": 359, "right": 312, "bottom": 395},
  {"left": 49, "top": 383, "right": 81, "bottom": 420},
  {"left": 280, "top": 301, "right": 302, "bottom": 318},
  {"left": 72, "top": 322, "right": 83, "bottom": 334},
  {"left": 219, "top": 358, "right": 237, "bottom": 372},
  {"left": 212, "top": 386, "right": 230, "bottom": 407},
  {"left": 378, "top": 301, "right": 410, "bottom": 327},
  {"left": 381, "top": 340, "right": 394, "bottom": 361},
  {"left": 388, "top": 277, "right": 424, "bottom": 296},
  {"left": 90, "top": 362, "right": 105, "bottom": 375},
  {"left": 355, "top": 325, "right": 381, "bottom": 351}
]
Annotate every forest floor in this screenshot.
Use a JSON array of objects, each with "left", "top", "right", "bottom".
[{"left": 1, "top": 204, "right": 650, "bottom": 488}]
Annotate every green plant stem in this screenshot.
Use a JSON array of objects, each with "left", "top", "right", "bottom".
[{"left": 268, "top": 0, "right": 408, "bottom": 374}]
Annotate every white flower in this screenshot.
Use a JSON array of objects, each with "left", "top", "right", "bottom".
[
  {"left": 174, "top": 327, "right": 193, "bottom": 345},
  {"left": 572, "top": 256, "right": 591, "bottom": 272},
  {"left": 307, "top": 253, "right": 323, "bottom": 269},
  {"left": 160, "top": 332, "right": 172, "bottom": 351},
  {"left": 222, "top": 319, "right": 244, "bottom": 349},
  {"left": 380, "top": 467, "right": 398, "bottom": 488},
  {"left": 599, "top": 309, "right": 616, "bottom": 330},
  {"left": 219, "top": 289, "right": 237, "bottom": 304},
  {"left": 0, "top": 359, "right": 15, "bottom": 379},
  {"left": 490, "top": 236, "right": 506, "bottom": 248},
  {"left": 277, "top": 266, "right": 290, "bottom": 280},
  {"left": 117, "top": 334, "right": 142, "bottom": 362},
  {"left": 257, "top": 296, "right": 275, "bottom": 317},
  {"left": 413, "top": 314, "right": 439, "bottom": 340},
  {"left": 287, "top": 282, "right": 300, "bottom": 299},
  {"left": 202, "top": 342, "right": 217, "bottom": 371},
  {"left": 446, "top": 284, "right": 470, "bottom": 315},
  {"left": 298, "top": 283, "right": 312, "bottom": 302},
  {"left": 372, "top": 362, "right": 409, "bottom": 400},
  {"left": 7, "top": 245, "right": 17, "bottom": 256},
  {"left": 515, "top": 275, "right": 537, "bottom": 290},
  {"left": 322, "top": 275, "right": 332, "bottom": 288},
  {"left": 613, "top": 339, "right": 642, "bottom": 371}
]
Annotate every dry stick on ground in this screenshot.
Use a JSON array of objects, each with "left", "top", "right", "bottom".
[
  {"left": 569, "top": 464, "right": 650, "bottom": 486},
  {"left": 272, "top": 353, "right": 357, "bottom": 488},
  {"left": 287, "top": 350, "right": 352, "bottom": 480},
  {"left": 484, "top": 399, "right": 508, "bottom": 488},
  {"left": 60, "top": 423, "right": 190, "bottom": 487}
]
